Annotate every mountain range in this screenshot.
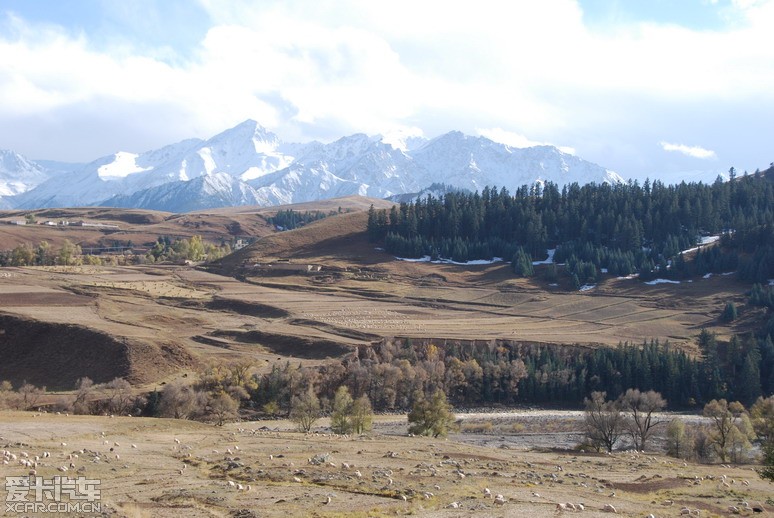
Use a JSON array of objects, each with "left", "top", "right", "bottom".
[{"left": 0, "top": 120, "right": 628, "bottom": 212}]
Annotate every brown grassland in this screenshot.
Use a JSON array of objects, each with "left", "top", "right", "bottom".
[{"left": 0, "top": 196, "right": 771, "bottom": 516}]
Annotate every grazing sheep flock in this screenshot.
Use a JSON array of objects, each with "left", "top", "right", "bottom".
[{"left": 0, "top": 411, "right": 771, "bottom": 517}]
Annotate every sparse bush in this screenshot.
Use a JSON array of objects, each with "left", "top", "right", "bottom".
[
  {"left": 262, "top": 400, "right": 281, "bottom": 418},
  {"left": 461, "top": 421, "right": 494, "bottom": 434},
  {"left": 0, "top": 380, "right": 20, "bottom": 410},
  {"left": 290, "top": 387, "right": 321, "bottom": 433},
  {"left": 330, "top": 386, "right": 355, "bottom": 434},
  {"left": 17, "top": 383, "right": 46, "bottom": 410},
  {"left": 158, "top": 381, "right": 202, "bottom": 419},
  {"left": 197, "top": 361, "right": 257, "bottom": 407},
  {"left": 349, "top": 394, "right": 373, "bottom": 434},
  {"left": 72, "top": 377, "right": 95, "bottom": 415},
  {"left": 692, "top": 425, "right": 714, "bottom": 463},
  {"left": 408, "top": 389, "right": 457, "bottom": 438},
  {"left": 48, "top": 396, "right": 73, "bottom": 413},
  {"left": 750, "top": 396, "right": 774, "bottom": 480},
  {"left": 328, "top": 387, "right": 373, "bottom": 435},
  {"left": 666, "top": 419, "right": 693, "bottom": 459},
  {"left": 100, "top": 378, "right": 134, "bottom": 415},
  {"left": 728, "top": 413, "right": 755, "bottom": 464},
  {"left": 207, "top": 392, "right": 239, "bottom": 426}
]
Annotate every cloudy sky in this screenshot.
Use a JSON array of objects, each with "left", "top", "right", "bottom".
[{"left": 0, "top": 0, "right": 772, "bottom": 180}]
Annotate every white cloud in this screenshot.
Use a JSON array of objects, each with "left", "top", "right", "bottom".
[
  {"left": 0, "top": 0, "right": 773, "bottom": 175},
  {"left": 659, "top": 141, "right": 717, "bottom": 159},
  {"left": 477, "top": 128, "right": 576, "bottom": 155}
]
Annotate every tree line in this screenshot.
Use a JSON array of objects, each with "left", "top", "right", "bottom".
[
  {"left": 367, "top": 167, "right": 774, "bottom": 282},
  {"left": 0, "top": 235, "right": 232, "bottom": 267},
  {"left": 268, "top": 207, "right": 352, "bottom": 231}
]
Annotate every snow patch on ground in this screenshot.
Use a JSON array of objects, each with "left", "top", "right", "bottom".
[
  {"left": 395, "top": 255, "right": 504, "bottom": 266},
  {"left": 579, "top": 284, "right": 596, "bottom": 291},
  {"left": 644, "top": 279, "right": 681, "bottom": 285},
  {"left": 703, "top": 273, "right": 713, "bottom": 279},
  {"left": 699, "top": 235, "right": 721, "bottom": 245},
  {"left": 617, "top": 274, "right": 639, "bottom": 280},
  {"left": 532, "top": 249, "right": 555, "bottom": 265},
  {"left": 682, "top": 235, "right": 721, "bottom": 255}
]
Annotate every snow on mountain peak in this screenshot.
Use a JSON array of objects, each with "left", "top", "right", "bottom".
[
  {"left": 3, "top": 123, "right": 628, "bottom": 212},
  {"left": 0, "top": 149, "right": 50, "bottom": 196},
  {"left": 97, "top": 151, "right": 151, "bottom": 180}
]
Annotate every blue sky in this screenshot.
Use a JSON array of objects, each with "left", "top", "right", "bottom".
[
  {"left": 0, "top": 0, "right": 772, "bottom": 181},
  {"left": 581, "top": 0, "right": 739, "bottom": 30}
]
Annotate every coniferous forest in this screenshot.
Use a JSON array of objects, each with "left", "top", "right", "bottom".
[
  {"left": 358, "top": 167, "right": 774, "bottom": 408},
  {"left": 367, "top": 167, "right": 774, "bottom": 282}
]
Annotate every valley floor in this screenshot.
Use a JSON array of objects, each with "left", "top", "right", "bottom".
[{"left": 0, "top": 411, "right": 770, "bottom": 517}]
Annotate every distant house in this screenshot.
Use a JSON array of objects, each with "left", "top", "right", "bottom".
[{"left": 8, "top": 220, "right": 26, "bottom": 226}]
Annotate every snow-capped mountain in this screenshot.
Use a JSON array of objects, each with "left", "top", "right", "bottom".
[
  {"left": 0, "top": 149, "right": 50, "bottom": 198},
  {"left": 12, "top": 121, "right": 298, "bottom": 209},
  {"left": 410, "top": 132, "right": 623, "bottom": 192},
  {"left": 104, "top": 172, "right": 264, "bottom": 213},
  {"left": 247, "top": 133, "right": 426, "bottom": 205},
  {"left": 3, "top": 120, "right": 625, "bottom": 212},
  {"left": 245, "top": 130, "right": 622, "bottom": 205}
]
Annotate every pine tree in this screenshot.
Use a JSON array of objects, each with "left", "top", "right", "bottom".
[{"left": 721, "top": 302, "right": 738, "bottom": 322}]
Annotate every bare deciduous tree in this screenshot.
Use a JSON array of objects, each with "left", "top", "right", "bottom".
[
  {"left": 207, "top": 392, "right": 238, "bottom": 426},
  {"left": 583, "top": 391, "right": 623, "bottom": 453},
  {"left": 101, "top": 378, "right": 134, "bottom": 415},
  {"left": 619, "top": 388, "right": 667, "bottom": 451},
  {"left": 18, "top": 383, "right": 46, "bottom": 410},
  {"left": 72, "top": 377, "right": 94, "bottom": 414},
  {"left": 158, "top": 381, "right": 202, "bottom": 419}
]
